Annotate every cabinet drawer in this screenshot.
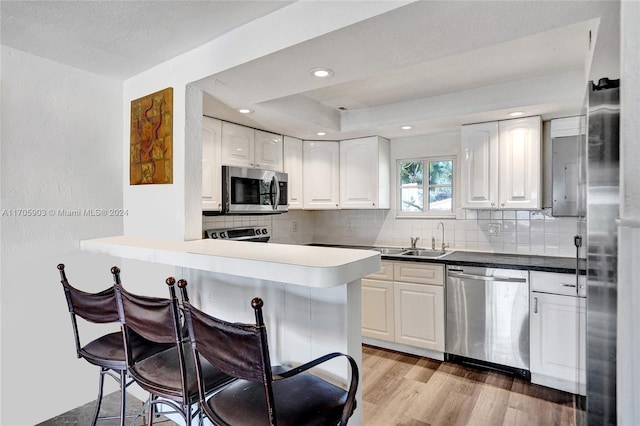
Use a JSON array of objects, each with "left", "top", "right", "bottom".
[
  {"left": 365, "top": 261, "right": 394, "bottom": 281},
  {"left": 394, "top": 262, "right": 444, "bottom": 286},
  {"left": 530, "top": 271, "right": 585, "bottom": 297}
]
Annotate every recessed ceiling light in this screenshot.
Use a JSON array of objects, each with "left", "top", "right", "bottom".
[
  {"left": 237, "top": 108, "right": 253, "bottom": 114},
  {"left": 316, "top": 132, "right": 326, "bottom": 136},
  {"left": 310, "top": 68, "right": 334, "bottom": 78},
  {"left": 401, "top": 125, "right": 413, "bottom": 130},
  {"left": 509, "top": 111, "right": 525, "bottom": 117}
]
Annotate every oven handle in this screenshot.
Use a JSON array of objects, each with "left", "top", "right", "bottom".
[
  {"left": 271, "top": 175, "right": 280, "bottom": 210},
  {"left": 448, "top": 271, "right": 527, "bottom": 283}
]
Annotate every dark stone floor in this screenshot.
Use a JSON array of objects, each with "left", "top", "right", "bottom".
[{"left": 35, "top": 392, "right": 175, "bottom": 425}]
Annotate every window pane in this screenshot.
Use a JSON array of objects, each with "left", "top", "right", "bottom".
[
  {"left": 429, "top": 187, "right": 452, "bottom": 211},
  {"left": 429, "top": 160, "right": 452, "bottom": 185},
  {"left": 400, "top": 161, "right": 423, "bottom": 212},
  {"left": 400, "top": 161, "right": 423, "bottom": 185},
  {"left": 401, "top": 185, "right": 423, "bottom": 212}
]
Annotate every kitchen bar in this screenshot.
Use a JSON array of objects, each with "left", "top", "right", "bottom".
[{"left": 80, "top": 235, "right": 380, "bottom": 425}]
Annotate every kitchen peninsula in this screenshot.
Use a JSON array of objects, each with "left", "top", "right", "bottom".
[{"left": 81, "top": 235, "right": 379, "bottom": 425}]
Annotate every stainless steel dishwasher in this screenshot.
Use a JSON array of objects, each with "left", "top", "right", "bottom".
[{"left": 446, "top": 265, "right": 530, "bottom": 377}]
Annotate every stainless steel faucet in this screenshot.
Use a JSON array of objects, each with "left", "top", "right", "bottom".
[
  {"left": 410, "top": 236, "right": 420, "bottom": 249},
  {"left": 437, "top": 222, "right": 449, "bottom": 252}
]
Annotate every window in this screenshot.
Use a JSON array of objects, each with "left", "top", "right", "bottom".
[{"left": 398, "top": 157, "right": 454, "bottom": 216}]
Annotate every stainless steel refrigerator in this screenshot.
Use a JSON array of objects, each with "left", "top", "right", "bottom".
[{"left": 580, "top": 77, "right": 619, "bottom": 426}]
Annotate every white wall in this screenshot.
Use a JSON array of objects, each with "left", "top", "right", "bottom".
[
  {"left": 617, "top": 1, "right": 640, "bottom": 424},
  {"left": 0, "top": 46, "right": 123, "bottom": 425}
]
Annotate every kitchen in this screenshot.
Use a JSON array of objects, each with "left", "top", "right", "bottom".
[{"left": 1, "top": 1, "right": 638, "bottom": 426}]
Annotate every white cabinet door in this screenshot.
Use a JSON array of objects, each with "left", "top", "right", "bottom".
[
  {"left": 530, "top": 292, "right": 586, "bottom": 395},
  {"left": 221, "top": 122, "right": 254, "bottom": 167},
  {"left": 461, "top": 122, "right": 499, "bottom": 208},
  {"left": 393, "top": 262, "right": 444, "bottom": 286},
  {"left": 340, "top": 136, "right": 390, "bottom": 209},
  {"left": 394, "top": 282, "right": 444, "bottom": 351},
  {"left": 362, "top": 278, "right": 395, "bottom": 342},
  {"left": 303, "top": 141, "right": 340, "bottom": 209},
  {"left": 283, "top": 136, "right": 303, "bottom": 209},
  {"left": 254, "top": 130, "right": 283, "bottom": 171},
  {"left": 498, "top": 116, "right": 541, "bottom": 209},
  {"left": 202, "top": 117, "right": 222, "bottom": 212}
]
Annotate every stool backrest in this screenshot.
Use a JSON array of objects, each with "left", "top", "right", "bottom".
[{"left": 58, "top": 263, "right": 118, "bottom": 356}]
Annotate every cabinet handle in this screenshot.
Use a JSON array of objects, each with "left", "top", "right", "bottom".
[
  {"left": 560, "top": 283, "right": 577, "bottom": 288},
  {"left": 501, "top": 203, "right": 505, "bottom": 207},
  {"left": 534, "top": 297, "right": 538, "bottom": 314},
  {"left": 490, "top": 202, "right": 495, "bottom": 207}
]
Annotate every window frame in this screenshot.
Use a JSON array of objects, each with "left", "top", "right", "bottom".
[{"left": 396, "top": 156, "right": 456, "bottom": 218}]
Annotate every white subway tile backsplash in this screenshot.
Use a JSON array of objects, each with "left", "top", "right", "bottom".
[{"left": 202, "top": 208, "right": 580, "bottom": 257}]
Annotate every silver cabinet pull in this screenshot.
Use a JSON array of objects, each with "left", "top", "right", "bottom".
[
  {"left": 534, "top": 297, "right": 538, "bottom": 314},
  {"left": 560, "top": 283, "right": 577, "bottom": 288}
]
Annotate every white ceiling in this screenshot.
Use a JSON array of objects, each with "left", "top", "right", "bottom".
[
  {"left": 1, "top": 1, "right": 620, "bottom": 140},
  {"left": 0, "top": 1, "right": 293, "bottom": 78}
]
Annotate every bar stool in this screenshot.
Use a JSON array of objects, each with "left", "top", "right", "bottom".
[
  {"left": 57, "top": 264, "right": 168, "bottom": 426},
  {"left": 179, "top": 279, "right": 360, "bottom": 426},
  {"left": 111, "top": 268, "right": 234, "bottom": 425}
]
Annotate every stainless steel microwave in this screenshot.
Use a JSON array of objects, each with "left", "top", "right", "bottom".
[{"left": 222, "top": 166, "right": 288, "bottom": 214}]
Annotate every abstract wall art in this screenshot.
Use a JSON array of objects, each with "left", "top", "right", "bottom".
[{"left": 130, "top": 87, "right": 173, "bottom": 185}]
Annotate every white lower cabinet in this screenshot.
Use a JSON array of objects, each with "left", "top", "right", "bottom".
[
  {"left": 530, "top": 271, "right": 586, "bottom": 395},
  {"left": 362, "top": 278, "right": 395, "bottom": 342},
  {"left": 394, "top": 281, "right": 444, "bottom": 351},
  {"left": 362, "top": 261, "right": 445, "bottom": 353}
]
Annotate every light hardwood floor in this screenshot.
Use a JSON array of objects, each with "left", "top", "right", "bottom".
[{"left": 362, "top": 345, "right": 585, "bottom": 426}]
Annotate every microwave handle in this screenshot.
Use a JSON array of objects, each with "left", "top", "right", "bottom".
[{"left": 271, "top": 175, "right": 280, "bottom": 210}]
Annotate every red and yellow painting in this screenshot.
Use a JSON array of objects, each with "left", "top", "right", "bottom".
[{"left": 130, "top": 87, "right": 173, "bottom": 185}]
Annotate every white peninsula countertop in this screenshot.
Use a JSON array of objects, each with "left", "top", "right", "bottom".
[{"left": 80, "top": 235, "right": 380, "bottom": 288}]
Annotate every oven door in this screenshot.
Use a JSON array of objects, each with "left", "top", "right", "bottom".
[{"left": 223, "top": 166, "right": 288, "bottom": 214}]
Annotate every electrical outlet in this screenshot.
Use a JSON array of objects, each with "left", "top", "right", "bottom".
[
  {"left": 292, "top": 221, "right": 298, "bottom": 232},
  {"left": 347, "top": 222, "right": 354, "bottom": 231},
  {"left": 488, "top": 223, "right": 501, "bottom": 236}
]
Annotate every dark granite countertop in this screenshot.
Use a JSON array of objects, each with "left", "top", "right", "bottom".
[
  {"left": 422, "top": 251, "right": 584, "bottom": 274},
  {"left": 308, "top": 243, "right": 585, "bottom": 274}
]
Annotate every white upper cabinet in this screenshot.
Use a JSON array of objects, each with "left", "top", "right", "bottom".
[
  {"left": 254, "top": 130, "right": 284, "bottom": 171},
  {"left": 340, "top": 136, "right": 390, "bottom": 209},
  {"left": 221, "top": 122, "right": 254, "bottom": 167},
  {"left": 283, "top": 136, "right": 303, "bottom": 209},
  {"left": 303, "top": 140, "right": 340, "bottom": 209},
  {"left": 221, "top": 122, "right": 283, "bottom": 171},
  {"left": 498, "top": 117, "right": 542, "bottom": 209},
  {"left": 461, "top": 116, "right": 541, "bottom": 209},
  {"left": 202, "top": 117, "right": 223, "bottom": 213},
  {"left": 460, "top": 122, "right": 499, "bottom": 208}
]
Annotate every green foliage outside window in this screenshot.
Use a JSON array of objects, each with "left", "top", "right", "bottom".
[{"left": 399, "top": 158, "right": 453, "bottom": 214}]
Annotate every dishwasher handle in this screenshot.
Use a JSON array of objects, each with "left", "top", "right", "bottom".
[{"left": 448, "top": 271, "right": 527, "bottom": 283}]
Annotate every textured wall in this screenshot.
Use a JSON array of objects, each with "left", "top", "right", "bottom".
[{"left": 0, "top": 46, "right": 123, "bottom": 425}]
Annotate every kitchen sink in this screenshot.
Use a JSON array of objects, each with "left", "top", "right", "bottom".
[
  {"left": 371, "top": 247, "right": 410, "bottom": 255},
  {"left": 401, "top": 249, "right": 454, "bottom": 259},
  {"left": 369, "top": 247, "right": 454, "bottom": 259}
]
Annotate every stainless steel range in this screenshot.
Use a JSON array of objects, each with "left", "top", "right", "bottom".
[{"left": 204, "top": 226, "right": 271, "bottom": 243}]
